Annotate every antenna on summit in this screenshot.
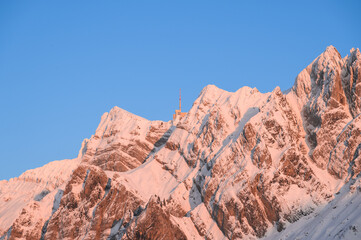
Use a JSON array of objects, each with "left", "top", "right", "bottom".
[{"left": 173, "top": 88, "right": 187, "bottom": 121}]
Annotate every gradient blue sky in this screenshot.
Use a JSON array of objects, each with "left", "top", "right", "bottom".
[{"left": 0, "top": 1, "right": 360, "bottom": 180}]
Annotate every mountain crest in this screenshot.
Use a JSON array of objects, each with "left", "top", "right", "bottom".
[{"left": 1, "top": 47, "right": 361, "bottom": 240}]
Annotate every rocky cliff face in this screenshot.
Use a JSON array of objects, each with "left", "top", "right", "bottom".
[
  {"left": 81, "top": 107, "right": 172, "bottom": 172},
  {"left": 1, "top": 46, "right": 361, "bottom": 240}
]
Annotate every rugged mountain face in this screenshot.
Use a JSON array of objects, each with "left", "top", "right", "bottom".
[
  {"left": 1, "top": 46, "right": 361, "bottom": 240},
  {"left": 0, "top": 158, "right": 79, "bottom": 240},
  {"left": 81, "top": 107, "right": 172, "bottom": 172}
]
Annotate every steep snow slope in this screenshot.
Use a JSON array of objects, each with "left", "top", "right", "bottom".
[
  {"left": 265, "top": 174, "right": 361, "bottom": 240},
  {"left": 1, "top": 46, "right": 361, "bottom": 240}
]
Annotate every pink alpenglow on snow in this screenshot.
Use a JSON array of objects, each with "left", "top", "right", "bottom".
[{"left": 1, "top": 46, "right": 361, "bottom": 240}]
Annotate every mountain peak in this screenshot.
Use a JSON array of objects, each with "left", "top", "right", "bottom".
[
  {"left": 200, "top": 84, "right": 228, "bottom": 96},
  {"left": 324, "top": 45, "right": 341, "bottom": 57},
  {"left": 319, "top": 45, "right": 342, "bottom": 63},
  {"left": 351, "top": 47, "right": 360, "bottom": 55},
  {"left": 324, "top": 45, "right": 338, "bottom": 53},
  {"left": 292, "top": 46, "right": 346, "bottom": 100},
  {"left": 348, "top": 47, "right": 361, "bottom": 64}
]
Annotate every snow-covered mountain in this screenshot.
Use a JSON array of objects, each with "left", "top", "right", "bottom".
[{"left": 1, "top": 46, "right": 360, "bottom": 240}]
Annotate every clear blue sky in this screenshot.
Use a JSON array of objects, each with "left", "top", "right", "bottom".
[{"left": 0, "top": 1, "right": 360, "bottom": 180}]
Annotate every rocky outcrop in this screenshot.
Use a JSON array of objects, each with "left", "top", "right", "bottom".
[
  {"left": 0, "top": 158, "right": 79, "bottom": 239},
  {"left": 81, "top": 107, "right": 172, "bottom": 172},
  {"left": 9, "top": 203, "right": 43, "bottom": 240},
  {"left": 293, "top": 46, "right": 361, "bottom": 180},
  {"left": 43, "top": 165, "right": 145, "bottom": 240},
  {"left": 328, "top": 114, "right": 361, "bottom": 179},
  {"left": 123, "top": 196, "right": 187, "bottom": 240},
  {"left": 342, "top": 48, "right": 361, "bottom": 117}
]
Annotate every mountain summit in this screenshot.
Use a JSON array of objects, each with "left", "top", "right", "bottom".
[{"left": 1, "top": 46, "right": 361, "bottom": 240}]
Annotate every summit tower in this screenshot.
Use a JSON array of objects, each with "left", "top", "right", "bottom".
[{"left": 173, "top": 88, "right": 187, "bottom": 121}]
